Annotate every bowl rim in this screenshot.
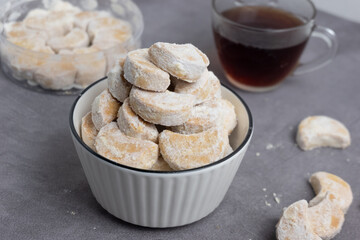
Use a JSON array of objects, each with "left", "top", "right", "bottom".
[
  {"left": 0, "top": 0, "right": 144, "bottom": 58},
  {"left": 69, "top": 77, "right": 254, "bottom": 174}
]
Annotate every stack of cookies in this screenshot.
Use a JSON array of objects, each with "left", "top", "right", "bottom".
[
  {"left": 3, "top": 0, "right": 133, "bottom": 89},
  {"left": 81, "top": 42, "right": 237, "bottom": 171}
]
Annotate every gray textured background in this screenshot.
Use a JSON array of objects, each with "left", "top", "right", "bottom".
[{"left": 1, "top": 0, "right": 359, "bottom": 239}]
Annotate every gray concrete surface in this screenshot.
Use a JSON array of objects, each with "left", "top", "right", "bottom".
[{"left": 0, "top": 0, "right": 359, "bottom": 239}]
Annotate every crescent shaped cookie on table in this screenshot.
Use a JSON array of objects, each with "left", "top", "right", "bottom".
[
  {"left": 308, "top": 192, "right": 345, "bottom": 240},
  {"left": 107, "top": 58, "right": 132, "bottom": 102},
  {"left": 95, "top": 122, "right": 159, "bottom": 169},
  {"left": 172, "top": 99, "right": 237, "bottom": 135},
  {"left": 123, "top": 48, "right": 170, "bottom": 92},
  {"left": 91, "top": 90, "right": 121, "bottom": 130},
  {"left": 129, "top": 86, "right": 196, "bottom": 126},
  {"left": 159, "top": 128, "right": 229, "bottom": 170},
  {"left": 174, "top": 70, "right": 221, "bottom": 105},
  {"left": 276, "top": 200, "right": 322, "bottom": 240},
  {"left": 296, "top": 116, "right": 351, "bottom": 151},
  {"left": 117, "top": 98, "right": 158, "bottom": 143},
  {"left": 148, "top": 42, "right": 209, "bottom": 82},
  {"left": 309, "top": 172, "right": 353, "bottom": 213}
]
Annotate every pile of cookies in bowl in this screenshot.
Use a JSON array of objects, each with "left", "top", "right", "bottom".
[
  {"left": 81, "top": 42, "right": 237, "bottom": 171},
  {"left": 0, "top": 0, "right": 143, "bottom": 93}
]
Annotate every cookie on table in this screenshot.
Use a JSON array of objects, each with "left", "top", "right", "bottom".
[
  {"left": 296, "top": 116, "right": 351, "bottom": 151},
  {"left": 276, "top": 200, "right": 321, "bottom": 240},
  {"left": 308, "top": 192, "right": 345, "bottom": 240},
  {"left": 309, "top": 171, "right": 353, "bottom": 213}
]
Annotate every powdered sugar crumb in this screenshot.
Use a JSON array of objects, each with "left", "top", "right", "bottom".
[
  {"left": 273, "top": 193, "right": 281, "bottom": 204},
  {"left": 265, "top": 200, "right": 272, "bottom": 207},
  {"left": 266, "top": 144, "right": 274, "bottom": 150}
]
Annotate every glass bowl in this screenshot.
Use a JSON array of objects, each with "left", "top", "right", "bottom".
[{"left": 0, "top": 0, "right": 143, "bottom": 95}]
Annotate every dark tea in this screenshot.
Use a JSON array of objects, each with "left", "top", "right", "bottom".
[{"left": 213, "top": 6, "right": 309, "bottom": 90}]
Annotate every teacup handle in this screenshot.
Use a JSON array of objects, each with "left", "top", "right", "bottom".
[{"left": 293, "top": 25, "right": 338, "bottom": 75}]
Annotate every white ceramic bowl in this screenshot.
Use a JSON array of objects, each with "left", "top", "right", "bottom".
[{"left": 69, "top": 78, "right": 253, "bottom": 228}]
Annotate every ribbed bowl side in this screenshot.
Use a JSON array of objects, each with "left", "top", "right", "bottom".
[{"left": 72, "top": 133, "right": 249, "bottom": 228}]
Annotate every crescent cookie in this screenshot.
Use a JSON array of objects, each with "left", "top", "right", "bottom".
[
  {"left": 34, "top": 59, "right": 77, "bottom": 90},
  {"left": 24, "top": 9, "right": 74, "bottom": 38},
  {"left": 117, "top": 98, "right": 159, "bottom": 143},
  {"left": 107, "top": 58, "right": 132, "bottom": 102},
  {"left": 91, "top": 90, "right": 121, "bottom": 130},
  {"left": 276, "top": 200, "right": 321, "bottom": 240},
  {"left": 81, "top": 112, "right": 98, "bottom": 151},
  {"left": 8, "top": 37, "right": 48, "bottom": 52},
  {"left": 123, "top": 49, "right": 170, "bottom": 92},
  {"left": 150, "top": 157, "right": 173, "bottom": 171},
  {"left": 309, "top": 172, "right": 353, "bottom": 213},
  {"left": 74, "top": 11, "right": 111, "bottom": 30},
  {"left": 129, "top": 87, "right": 196, "bottom": 126},
  {"left": 159, "top": 128, "right": 229, "bottom": 170},
  {"left": 174, "top": 70, "right": 221, "bottom": 105},
  {"left": 308, "top": 192, "right": 345, "bottom": 240},
  {"left": 4, "top": 22, "right": 48, "bottom": 41},
  {"left": 60, "top": 48, "right": 106, "bottom": 87},
  {"left": 7, "top": 48, "right": 54, "bottom": 81},
  {"left": 47, "top": 28, "right": 89, "bottom": 53},
  {"left": 172, "top": 99, "right": 237, "bottom": 135},
  {"left": 148, "top": 42, "right": 209, "bottom": 82},
  {"left": 87, "top": 16, "right": 131, "bottom": 40},
  {"left": 49, "top": 0, "right": 81, "bottom": 13},
  {"left": 92, "top": 28, "right": 132, "bottom": 50},
  {"left": 296, "top": 116, "right": 351, "bottom": 151},
  {"left": 95, "top": 122, "right": 159, "bottom": 169}
]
